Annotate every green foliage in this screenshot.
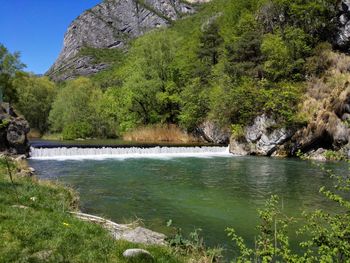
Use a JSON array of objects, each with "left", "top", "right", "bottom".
[
  {"left": 261, "top": 82, "right": 305, "bottom": 125},
  {"left": 228, "top": 162, "right": 350, "bottom": 262},
  {"left": 198, "top": 19, "right": 223, "bottom": 70},
  {"left": 13, "top": 73, "right": 56, "bottom": 133},
  {"left": 117, "top": 31, "right": 182, "bottom": 127},
  {"left": 260, "top": 28, "right": 311, "bottom": 82},
  {"left": 166, "top": 220, "right": 223, "bottom": 262},
  {"left": 46, "top": 0, "right": 340, "bottom": 138},
  {"left": 0, "top": 44, "right": 25, "bottom": 76},
  {"left": 223, "top": 12, "right": 263, "bottom": 80},
  {"left": 179, "top": 78, "right": 209, "bottom": 130},
  {"left": 227, "top": 196, "right": 297, "bottom": 262},
  {"left": 323, "top": 150, "right": 346, "bottom": 161},
  {"left": 62, "top": 122, "right": 94, "bottom": 140},
  {"left": 79, "top": 46, "right": 124, "bottom": 65},
  {"left": 305, "top": 42, "right": 333, "bottom": 76},
  {"left": 231, "top": 124, "right": 245, "bottom": 140},
  {"left": 0, "top": 43, "right": 25, "bottom": 103},
  {"left": 49, "top": 77, "right": 106, "bottom": 139}
]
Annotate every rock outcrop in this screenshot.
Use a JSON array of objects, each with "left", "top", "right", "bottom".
[
  {"left": 47, "top": 0, "right": 204, "bottom": 81},
  {"left": 336, "top": 0, "right": 350, "bottom": 50},
  {"left": 71, "top": 211, "right": 167, "bottom": 245},
  {"left": 0, "top": 104, "right": 30, "bottom": 155},
  {"left": 229, "top": 115, "right": 295, "bottom": 157},
  {"left": 195, "top": 121, "right": 230, "bottom": 144}
]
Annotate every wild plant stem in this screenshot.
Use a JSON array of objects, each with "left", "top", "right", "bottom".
[{"left": 5, "top": 156, "right": 19, "bottom": 203}]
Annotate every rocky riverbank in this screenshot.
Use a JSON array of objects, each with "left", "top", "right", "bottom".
[
  {"left": 0, "top": 156, "right": 196, "bottom": 262},
  {"left": 0, "top": 103, "right": 30, "bottom": 155},
  {"left": 226, "top": 50, "right": 350, "bottom": 161}
]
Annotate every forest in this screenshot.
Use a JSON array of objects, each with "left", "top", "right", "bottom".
[{"left": 0, "top": 0, "right": 339, "bottom": 140}]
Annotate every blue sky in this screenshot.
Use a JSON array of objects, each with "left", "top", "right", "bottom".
[{"left": 0, "top": 0, "right": 101, "bottom": 74}]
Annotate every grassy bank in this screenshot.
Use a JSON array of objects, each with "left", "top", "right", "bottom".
[{"left": 0, "top": 158, "right": 190, "bottom": 263}]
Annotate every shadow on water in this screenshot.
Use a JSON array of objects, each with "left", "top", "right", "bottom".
[{"left": 29, "top": 155, "right": 349, "bottom": 260}]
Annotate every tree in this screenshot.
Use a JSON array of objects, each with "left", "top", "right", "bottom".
[
  {"left": 179, "top": 78, "right": 209, "bottom": 130},
  {"left": 13, "top": 73, "right": 56, "bottom": 133},
  {"left": 225, "top": 13, "right": 263, "bottom": 80},
  {"left": 119, "top": 31, "right": 181, "bottom": 126},
  {"left": 49, "top": 77, "right": 103, "bottom": 139},
  {"left": 261, "top": 33, "right": 292, "bottom": 81},
  {"left": 0, "top": 44, "right": 26, "bottom": 103},
  {"left": 197, "top": 20, "right": 223, "bottom": 82}
]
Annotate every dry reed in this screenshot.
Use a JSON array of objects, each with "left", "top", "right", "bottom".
[{"left": 123, "top": 124, "right": 198, "bottom": 143}]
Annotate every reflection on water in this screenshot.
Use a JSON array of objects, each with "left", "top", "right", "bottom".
[{"left": 29, "top": 156, "right": 348, "bottom": 258}]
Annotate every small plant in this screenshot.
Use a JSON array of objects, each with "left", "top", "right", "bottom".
[
  {"left": 0, "top": 119, "right": 10, "bottom": 129},
  {"left": 166, "top": 220, "right": 223, "bottom": 262},
  {"left": 226, "top": 196, "right": 297, "bottom": 262},
  {"left": 0, "top": 155, "right": 19, "bottom": 202},
  {"left": 227, "top": 161, "right": 350, "bottom": 262},
  {"left": 323, "top": 150, "right": 345, "bottom": 161},
  {"left": 231, "top": 124, "right": 245, "bottom": 140}
]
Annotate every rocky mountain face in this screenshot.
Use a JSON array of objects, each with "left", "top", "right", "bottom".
[{"left": 47, "top": 0, "right": 202, "bottom": 81}]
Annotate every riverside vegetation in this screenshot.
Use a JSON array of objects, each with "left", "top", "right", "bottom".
[
  {"left": 226, "top": 159, "right": 350, "bottom": 262},
  {"left": 1, "top": 0, "right": 346, "bottom": 144},
  {"left": 0, "top": 157, "right": 209, "bottom": 263},
  {"left": 1, "top": 0, "right": 350, "bottom": 261}
]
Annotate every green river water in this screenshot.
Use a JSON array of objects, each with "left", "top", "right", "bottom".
[{"left": 29, "top": 155, "right": 349, "bottom": 258}]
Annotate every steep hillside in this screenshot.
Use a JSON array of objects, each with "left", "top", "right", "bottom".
[{"left": 46, "top": 0, "right": 203, "bottom": 81}]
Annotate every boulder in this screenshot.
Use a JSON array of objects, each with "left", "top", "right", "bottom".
[
  {"left": 118, "top": 226, "right": 167, "bottom": 246},
  {"left": 6, "top": 118, "right": 30, "bottom": 154},
  {"left": 255, "top": 128, "right": 293, "bottom": 156},
  {"left": 71, "top": 212, "right": 167, "bottom": 246},
  {"left": 0, "top": 105, "right": 30, "bottom": 155},
  {"left": 306, "top": 148, "right": 327, "bottom": 161},
  {"left": 122, "top": 249, "right": 153, "bottom": 261},
  {"left": 335, "top": 1, "right": 350, "bottom": 50},
  {"left": 246, "top": 114, "right": 275, "bottom": 143},
  {"left": 229, "top": 138, "right": 250, "bottom": 156},
  {"left": 196, "top": 121, "right": 230, "bottom": 144},
  {"left": 229, "top": 115, "right": 295, "bottom": 156}
]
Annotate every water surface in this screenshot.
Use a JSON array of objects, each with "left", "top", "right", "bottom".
[{"left": 29, "top": 156, "right": 348, "bottom": 257}]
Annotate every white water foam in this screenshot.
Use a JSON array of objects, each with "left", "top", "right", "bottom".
[{"left": 30, "top": 146, "right": 232, "bottom": 160}]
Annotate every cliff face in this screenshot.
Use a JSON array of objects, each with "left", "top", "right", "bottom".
[{"left": 47, "top": 0, "right": 200, "bottom": 81}]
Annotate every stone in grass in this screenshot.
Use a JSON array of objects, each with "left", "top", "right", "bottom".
[{"left": 122, "top": 249, "right": 154, "bottom": 262}]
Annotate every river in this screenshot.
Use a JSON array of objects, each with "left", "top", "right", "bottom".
[{"left": 28, "top": 144, "right": 349, "bottom": 258}]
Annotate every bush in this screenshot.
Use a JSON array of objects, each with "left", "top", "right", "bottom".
[{"left": 62, "top": 122, "right": 94, "bottom": 140}]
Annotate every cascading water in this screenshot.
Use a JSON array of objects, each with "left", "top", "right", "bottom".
[{"left": 30, "top": 146, "right": 231, "bottom": 160}]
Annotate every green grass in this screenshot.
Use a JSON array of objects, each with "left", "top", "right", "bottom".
[{"left": 0, "top": 160, "right": 188, "bottom": 263}]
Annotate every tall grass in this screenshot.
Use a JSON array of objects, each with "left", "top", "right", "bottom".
[{"left": 123, "top": 124, "right": 199, "bottom": 143}]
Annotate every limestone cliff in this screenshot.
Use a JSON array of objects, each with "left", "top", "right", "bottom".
[{"left": 47, "top": 0, "right": 202, "bottom": 81}]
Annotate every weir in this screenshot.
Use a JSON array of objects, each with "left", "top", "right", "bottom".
[{"left": 30, "top": 146, "right": 231, "bottom": 160}]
